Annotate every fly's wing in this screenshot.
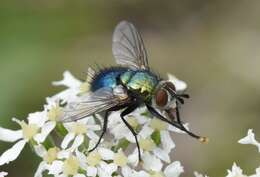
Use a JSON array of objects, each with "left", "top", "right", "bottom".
[
  {"left": 112, "top": 21, "right": 149, "bottom": 70},
  {"left": 61, "top": 87, "right": 128, "bottom": 122}
]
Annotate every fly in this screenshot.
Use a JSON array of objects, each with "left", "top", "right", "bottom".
[{"left": 62, "top": 21, "right": 208, "bottom": 161}]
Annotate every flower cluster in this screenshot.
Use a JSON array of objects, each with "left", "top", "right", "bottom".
[
  {"left": 0, "top": 71, "right": 188, "bottom": 177},
  {"left": 195, "top": 129, "right": 260, "bottom": 177},
  {"left": 225, "top": 129, "right": 260, "bottom": 177},
  {"left": 1, "top": 70, "right": 260, "bottom": 177}
]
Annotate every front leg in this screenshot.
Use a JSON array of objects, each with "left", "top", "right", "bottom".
[
  {"left": 146, "top": 104, "right": 204, "bottom": 141},
  {"left": 88, "top": 111, "right": 109, "bottom": 152},
  {"left": 120, "top": 100, "right": 142, "bottom": 161}
]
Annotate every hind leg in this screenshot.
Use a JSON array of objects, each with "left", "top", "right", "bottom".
[
  {"left": 88, "top": 111, "right": 108, "bottom": 152},
  {"left": 120, "top": 103, "right": 142, "bottom": 161}
]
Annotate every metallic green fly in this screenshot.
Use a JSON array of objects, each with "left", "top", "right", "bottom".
[{"left": 62, "top": 21, "right": 208, "bottom": 161}]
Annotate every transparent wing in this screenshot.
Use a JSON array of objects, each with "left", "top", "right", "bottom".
[
  {"left": 61, "top": 87, "right": 128, "bottom": 122},
  {"left": 112, "top": 21, "right": 149, "bottom": 70}
]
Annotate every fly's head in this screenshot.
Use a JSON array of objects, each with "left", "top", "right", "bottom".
[{"left": 153, "top": 81, "right": 190, "bottom": 114}]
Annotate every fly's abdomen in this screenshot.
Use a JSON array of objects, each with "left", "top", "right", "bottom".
[{"left": 91, "top": 67, "right": 128, "bottom": 91}]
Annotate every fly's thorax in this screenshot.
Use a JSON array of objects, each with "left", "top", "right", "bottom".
[
  {"left": 121, "top": 70, "right": 159, "bottom": 100},
  {"left": 120, "top": 70, "right": 134, "bottom": 85}
]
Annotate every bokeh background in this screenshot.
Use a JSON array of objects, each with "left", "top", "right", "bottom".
[{"left": 1, "top": 0, "right": 260, "bottom": 176}]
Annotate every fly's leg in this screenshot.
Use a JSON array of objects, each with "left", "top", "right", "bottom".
[
  {"left": 174, "top": 102, "right": 207, "bottom": 142},
  {"left": 89, "top": 111, "right": 108, "bottom": 152},
  {"left": 120, "top": 103, "right": 142, "bottom": 161},
  {"left": 175, "top": 102, "right": 183, "bottom": 124},
  {"left": 146, "top": 104, "right": 207, "bottom": 142}
]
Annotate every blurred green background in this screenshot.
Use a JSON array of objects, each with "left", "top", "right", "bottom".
[{"left": 1, "top": 0, "right": 260, "bottom": 176}]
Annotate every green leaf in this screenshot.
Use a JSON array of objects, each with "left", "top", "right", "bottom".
[
  {"left": 151, "top": 130, "right": 161, "bottom": 146},
  {"left": 79, "top": 135, "right": 89, "bottom": 153},
  {"left": 141, "top": 110, "right": 150, "bottom": 117},
  {"left": 113, "top": 138, "right": 130, "bottom": 151},
  {"left": 112, "top": 172, "right": 119, "bottom": 176},
  {"left": 55, "top": 122, "right": 68, "bottom": 137},
  {"left": 42, "top": 136, "right": 55, "bottom": 150}
]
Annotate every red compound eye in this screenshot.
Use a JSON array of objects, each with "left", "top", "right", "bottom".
[{"left": 155, "top": 89, "right": 168, "bottom": 107}]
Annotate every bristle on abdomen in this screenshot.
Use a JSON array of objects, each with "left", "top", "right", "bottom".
[{"left": 90, "top": 66, "right": 129, "bottom": 91}]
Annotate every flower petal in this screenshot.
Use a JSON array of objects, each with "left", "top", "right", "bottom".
[
  {"left": 0, "top": 172, "right": 8, "bottom": 177},
  {"left": 0, "top": 139, "right": 26, "bottom": 165},
  {"left": 75, "top": 149, "right": 88, "bottom": 170},
  {"left": 34, "top": 121, "right": 56, "bottom": 143},
  {"left": 128, "top": 148, "right": 141, "bottom": 167},
  {"left": 48, "top": 89, "right": 79, "bottom": 104},
  {"left": 142, "top": 152, "right": 163, "bottom": 172},
  {"left": 61, "top": 132, "right": 75, "bottom": 149},
  {"left": 86, "top": 131, "right": 99, "bottom": 141},
  {"left": 110, "top": 123, "right": 130, "bottom": 140},
  {"left": 194, "top": 171, "right": 208, "bottom": 177},
  {"left": 0, "top": 127, "right": 22, "bottom": 142},
  {"left": 74, "top": 174, "right": 86, "bottom": 177},
  {"left": 139, "top": 125, "right": 154, "bottom": 139},
  {"left": 167, "top": 74, "right": 187, "bottom": 93},
  {"left": 47, "top": 160, "right": 63, "bottom": 175},
  {"left": 98, "top": 148, "right": 114, "bottom": 160},
  {"left": 161, "top": 130, "right": 175, "bottom": 153},
  {"left": 132, "top": 170, "right": 150, "bottom": 177},
  {"left": 226, "top": 163, "right": 245, "bottom": 177},
  {"left": 164, "top": 161, "right": 184, "bottom": 177},
  {"left": 87, "top": 166, "right": 97, "bottom": 177},
  {"left": 87, "top": 124, "right": 101, "bottom": 131},
  {"left": 27, "top": 111, "right": 48, "bottom": 128},
  {"left": 70, "top": 134, "right": 84, "bottom": 150},
  {"left": 121, "top": 166, "right": 132, "bottom": 177},
  {"left": 34, "top": 161, "right": 47, "bottom": 177},
  {"left": 57, "top": 150, "right": 70, "bottom": 159},
  {"left": 34, "top": 145, "right": 47, "bottom": 158},
  {"left": 52, "top": 71, "right": 81, "bottom": 89},
  {"left": 153, "top": 147, "right": 170, "bottom": 163},
  {"left": 98, "top": 161, "right": 118, "bottom": 177},
  {"left": 238, "top": 129, "right": 260, "bottom": 152}
]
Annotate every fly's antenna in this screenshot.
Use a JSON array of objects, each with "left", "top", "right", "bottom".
[
  {"left": 164, "top": 84, "right": 188, "bottom": 104},
  {"left": 178, "top": 93, "right": 190, "bottom": 99}
]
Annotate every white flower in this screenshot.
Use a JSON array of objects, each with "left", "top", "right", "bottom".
[
  {"left": 0, "top": 172, "right": 7, "bottom": 177},
  {"left": 0, "top": 70, "right": 193, "bottom": 177},
  {"left": 167, "top": 73, "right": 187, "bottom": 93},
  {"left": 238, "top": 129, "right": 260, "bottom": 152},
  {"left": 49, "top": 71, "right": 82, "bottom": 104},
  {"left": 76, "top": 148, "right": 117, "bottom": 177},
  {"left": 226, "top": 163, "right": 260, "bottom": 177},
  {"left": 34, "top": 145, "right": 86, "bottom": 177},
  {"left": 194, "top": 171, "right": 209, "bottom": 177},
  {"left": 61, "top": 117, "right": 100, "bottom": 151},
  {"left": 0, "top": 111, "right": 54, "bottom": 166},
  {"left": 164, "top": 161, "right": 184, "bottom": 177},
  {"left": 33, "top": 145, "right": 72, "bottom": 177},
  {"left": 122, "top": 161, "right": 184, "bottom": 177},
  {"left": 121, "top": 167, "right": 150, "bottom": 177},
  {"left": 110, "top": 107, "right": 185, "bottom": 166},
  {"left": 226, "top": 163, "right": 246, "bottom": 177}
]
